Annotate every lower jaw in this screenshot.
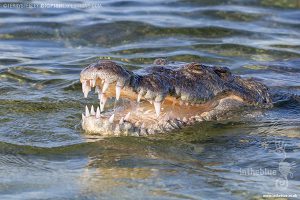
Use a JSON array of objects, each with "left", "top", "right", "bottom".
[
  {"left": 81, "top": 99, "right": 212, "bottom": 136},
  {"left": 82, "top": 114, "right": 204, "bottom": 136}
]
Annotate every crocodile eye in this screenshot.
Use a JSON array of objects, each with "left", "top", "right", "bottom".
[
  {"left": 184, "top": 63, "right": 204, "bottom": 75},
  {"left": 153, "top": 58, "right": 168, "bottom": 65}
]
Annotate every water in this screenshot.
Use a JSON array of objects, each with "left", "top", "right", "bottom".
[{"left": 0, "top": 0, "right": 300, "bottom": 199}]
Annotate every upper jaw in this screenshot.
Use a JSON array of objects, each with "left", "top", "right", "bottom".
[
  {"left": 80, "top": 60, "right": 176, "bottom": 117},
  {"left": 80, "top": 60, "right": 133, "bottom": 98}
]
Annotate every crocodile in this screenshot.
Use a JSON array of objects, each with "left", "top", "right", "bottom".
[{"left": 80, "top": 59, "right": 272, "bottom": 136}]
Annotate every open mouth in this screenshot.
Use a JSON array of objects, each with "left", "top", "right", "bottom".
[
  {"left": 79, "top": 60, "right": 217, "bottom": 136},
  {"left": 79, "top": 59, "right": 271, "bottom": 136}
]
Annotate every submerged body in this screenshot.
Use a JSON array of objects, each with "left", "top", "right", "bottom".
[{"left": 80, "top": 59, "right": 272, "bottom": 136}]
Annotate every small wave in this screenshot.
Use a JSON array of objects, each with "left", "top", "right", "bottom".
[{"left": 273, "top": 93, "right": 300, "bottom": 108}]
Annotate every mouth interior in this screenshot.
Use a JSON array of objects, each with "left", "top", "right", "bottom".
[{"left": 81, "top": 77, "right": 214, "bottom": 133}]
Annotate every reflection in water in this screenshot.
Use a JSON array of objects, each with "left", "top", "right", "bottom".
[
  {"left": 79, "top": 166, "right": 155, "bottom": 198},
  {"left": 74, "top": 123, "right": 300, "bottom": 199},
  {"left": 0, "top": 0, "right": 299, "bottom": 199}
]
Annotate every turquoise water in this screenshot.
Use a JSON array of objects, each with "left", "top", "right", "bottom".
[{"left": 0, "top": 0, "right": 299, "bottom": 199}]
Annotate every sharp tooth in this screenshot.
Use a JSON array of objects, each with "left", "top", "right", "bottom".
[
  {"left": 82, "top": 81, "right": 91, "bottom": 98},
  {"left": 82, "top": 80, "right": 87, "bottom": 93},
  {"left": 116, "top": 85, "right": 121, "bottom": 100},
  {"left": 85, "top": 105, "right": 90, "bottom": 117},
  {"left": 82, "top": 113, "right": 85, "bottom": 126},
  {"left": 149, "top": 100, "right": 153, "bottom": 104},
  {"left": 154, "top": 101, "right": 161, "bottom": 117},
  {"left": 141, "top": 123, "right": 145, "bottom": 129},
  {"left": 83, "top": 85, "right": 91, "bottom": 98},
  {"left": 137, "top": 92, "right": 142, "bottom": 103},
  {"left": 101, "top": 80, "right": 104, "bottom": 84},
  {"left": 100, "top": 94, "right": 107, "bottom": 112},
  {"left": 90, "top": 105, "right": 95, "bottom": 115},
  {"left": 96, "top": 106, "right": 100, "bottom": 118},
  {"left": 109, "top": 114, "right": 115, "bottom": 123},
  {"left": 83, "top": 88, "right": 89, "bottom": 98},
  {"left": 98, "top": 92, "right": 102, "bottom": 100},
  {"left": 119, "top": 117, "right": 124, "bottom": 124},
  {"left": 124, "top": 112, "right": 131, "bottom": 121},
  {"left": 100, "top": 102, "right": 104, "bottom": 112},
  {"left": 90, "top": 79, "right": 96, "bottom": 87},
  {"left": 102, "top": 82, "right": 109, "bottom": 93},
  {"left": 95, "top": 86, "right": 101, "bottom": 94}
]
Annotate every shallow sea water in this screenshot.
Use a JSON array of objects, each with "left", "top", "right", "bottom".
[{"left": 0, "top": 0, "right": 300, "bottom": 199}]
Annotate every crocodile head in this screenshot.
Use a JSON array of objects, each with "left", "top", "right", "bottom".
[{"left": 80, "top": 59, "right": 272, "bottom": 136}]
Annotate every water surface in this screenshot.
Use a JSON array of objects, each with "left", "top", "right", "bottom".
[{"left": 0, "top": 0, "right": 300, "bottom": 199}]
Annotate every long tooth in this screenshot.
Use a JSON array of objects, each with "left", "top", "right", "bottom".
[
  {"left": 90, "top": 105, "right": 95, "bottom": 115},
  {"left": 137, "top": 92, "right": 142, "bottom": 103},
  {"left": 83, "top": 85, "right": 91, "bottom": 98},
  {"left": 95, "top": 86, "right": 101, "bottom": 94},
  {"left": 141, "top": 123, "right": 145, "bottom": 129},
  {"left": 96, "top": 107, "right": 100, "bottom": 118},
  {"left": 109, "top": 114, "right": 115, "bottom": 123},
  {"left": 124, "top": 112, "right": 131, "bottom": 121},
  {"left": 85, "top": 105, "right": 90, "bottom": 117},
  {"left": 90, "top": 79, "right": 96, "bottom": 87},
  {"left": 82, "top": 113, "right": 85, "bottom": 120},
  {"left": 83, "top": 89, "right": 89, "bottom": 98},
  {"left": 82, "top": 80, "right": 87, "bottom": 93},
  {"left": 100, "top": 94, "right": 107, "bottom": 112},
  {"left": 100, "top": 102, "right": 104, "bottom": 112},
  {"left": 102, "top": 82, "right": 110, "bottom": 93},
  {"left": 119, "top": 117, "right": 124, "bottom": 124},
  {"left": 116, "top": 85, "right": 121, "bottom": 100},
  {"left": 82, "top": 81, "right": 91, "bottom": 98},
  {"left": 154, "top": 101, "right": 161, "bottom": 117}
]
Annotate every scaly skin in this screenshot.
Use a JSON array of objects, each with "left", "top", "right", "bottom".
[{"left": 80, "top": 59, "right": 272, "bottom": 136}]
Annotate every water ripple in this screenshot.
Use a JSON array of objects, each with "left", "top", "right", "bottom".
[{"left": 0, "top": 0, "right": 300, "bottom": 199}]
